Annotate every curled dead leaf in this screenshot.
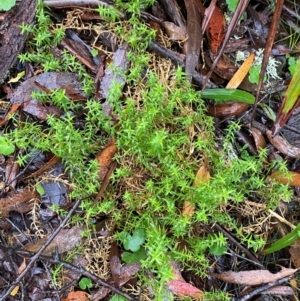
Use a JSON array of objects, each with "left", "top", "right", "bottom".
[
  {"left": 163, "top": 21, "right": 186, "bottom": 41},
  {"left": 183, "top": 161, "right": 210, "bottom": 217},
  {"left": 0, "top": 188, "right": 40, "bottom": 217},
  {"left": 23, "top": 226, "right": 84, "bottom": 256},
  {"left": 207, "top": 102, "right": 249, "bottom": 118},
  {"left": 266, "top": 130, "right": 300, "bottom": 158},
  {"left": 251, "top": 127, "right": 267, "bottom": 151},
  {"left": 210, "top": 266, "right": 298, "bottom": 286},
  {"left": 270, "top": 170, "right": 300, "bottom": 187},
  {"left": 96, "top": 139, "right": 118, "bottom": 181}
]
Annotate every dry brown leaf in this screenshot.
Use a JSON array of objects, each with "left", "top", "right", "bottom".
[
  {"left": 11, "top": 258, "right": 27, "bottom": 296},
  {"left": 0, "top": 188, "right": 40, "bottom": 217},
  {"left": 163, "top": 21, "right": 186, "bottom": 41},
  {"left": 251, "top": 127, "right": 266, "bottom": 150},
  {"left": 10, "top": 72, "right": 86, "bottom": 104},
  {"left": 210, "top": 267, "right": 298, "bottom": 286},
  {"left": 261, "top": 286, "right": 294, "bottom": 296},
  {"left": 207, "top": 102, "right": 249, "bottom": 118},
  {"left": 270, "top": 170, "right": 300, "bottom": 187},
  {"left": 0, "top": 103, "right": 21, "bottom": 127},
  {"left": 289, "top": 239, "right": 300, "bottom": 268},
  {"left": 62, "top": 291, "right": 89, "bottom": 301},
  {"left": 183, "top": 161, "right": 210, "bottom": 217},
  {"left": 226, "top": 53, "right": 255, "bottom": 89},
  {"left": 167, "top": 280, "right": 204, "bottom": 299},
  {"left": 167, "top": 261, "right": 203, "bottom": 298},
  {"left": 23, "top": 226, "right": 84, "bottom": 256},
  {"left": 97, "top": 139, "right": 118, "bottom": 181},
  {"left": 266, "top": 130, "right": 300, "bottom": 157}
]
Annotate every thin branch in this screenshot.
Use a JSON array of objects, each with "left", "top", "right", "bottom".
[
  {"left": 0, "top": 198, "right": 82, "bottom": 300},
  {"left": 16, "top": 249, "right": 139, "bottom": 301}
]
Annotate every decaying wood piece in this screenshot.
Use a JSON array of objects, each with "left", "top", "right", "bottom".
[{"left": 0, "top": 0, "right": 37, "bottom": 83}]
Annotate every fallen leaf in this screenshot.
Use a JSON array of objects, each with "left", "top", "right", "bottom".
[
  {"left": 167, "top": 261, "right": 204, "bottom": 298},
  {"left": 0, "top": 103, "right": 21, "bottom": 127},
  {"left": 261, "top": 286, "right": 295, "bottom": 296},
  {"left": 251, "top": 127, "right": 266, "bottom": 150},
  {"left": 5, "top": 155, "right": 19, "bottom": 188},
  {"left": 226, "top": 53, "right": 255, "bottom": 89},
  {"left": 23, "top": 100, "right": 61, "bottom": 120},
  {"left": 163, "top": 21, "right": 186, "bottom": 41},
  {"left": 207, "top": 102, "right": 249, "bottom": 118},
  {"left": 183, "top": 161, "right": 210, "bottom": 217},
  {"left": 270, "top": 170, "right": 300, "bottom": 187},
  {"left": 11, "top": 257, "right": 27, "bottom": 296},
  {"left": 289, "top": 239, "right": 300, "bottom": 268},
  {"left": 0, "top": 188, "right": 40, "bottom": 217},
  {"left": 97, "top": 139, "right": 118, "bottom": 181},
  {"left": 62, "top": 291, "right": 89, "bottom": 301},
  {"left": 23, "top": 226, "right": 84, "bottom": 256},
  {"left": 167, "top": 280, "right": 204, "bottom": 298},
  {"left": 266, "top": 130, "right": 300, "bottom": 158},
  {"left": 210, "top": 267, "right": 298, "bottom": 286},
  {"left": 99, "top": 44, "right": 129, "bottom": 98},
  {"left": 10, "top": 72, "right": 86, "bottom": 104}
]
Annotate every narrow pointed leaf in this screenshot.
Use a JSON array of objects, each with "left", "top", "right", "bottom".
[
  {"left": 264, "top": 223, "right": 300, "bottom": 254},
  {"left": 201, "top": 89, "right": 255, "bottom": 104},
  {"left": 272, "top": 59, "right": 300, "bottom": 135}
]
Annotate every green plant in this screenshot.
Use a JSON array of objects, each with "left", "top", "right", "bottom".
[
  {"left": 0, "top": 0, "right": 15, "bottom": 11},
  {"left": 226, "top": 0, "right": 239, "bottom": 12},
  {"left": 0, "top": 136, "right": 15, "bottom": 155},
  {"left": 78, "top": 277, "right": 93, "bottom": 290},
  {"left": 264, "top": 223, "right": 300, "bottom": 253},
  {"left": 249, "top": 49, "right": 281, "bottom": 84},
  {"left": 3, "top": 0, "right": 293, "bottom": 300},
  {"left": 118, "top": 229, "right": 147, "bottom": 263}
]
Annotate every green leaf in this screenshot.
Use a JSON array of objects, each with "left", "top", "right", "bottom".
[
  {"left": 201, "top": 89, "right": 255, "bottom": 105},
  {"left": 121, "top": 247, "right": 147, "bottom": 264},
  {"left": 0, "top": 0, "right": 16, "bottom": 11},
  {"left": 0, "top": 136, "right": 15, "bottom": 155},
  {"left": 226, "top": 0, "right": 239, "bottom": 12},
  {"left": 78, "top": 277, "right": 93, "bottom": 290},
  {"left": 35, "top": 184, "right": 45, "bottom": 196},
  {"left": 282, "top": 59, "right": 300, "bottom": 113},
  {"left": 124, "top": 229, "right": 146, "bottom": 252},
  {"left": 264, "top": 223, "right": 300, "bottom": 253}
]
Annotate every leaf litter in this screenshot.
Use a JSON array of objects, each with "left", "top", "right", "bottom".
[{"left": 0, "top": 0, "right": 300, "bottom": 300}]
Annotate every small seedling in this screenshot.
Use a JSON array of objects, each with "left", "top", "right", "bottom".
[
  {"left": 120, "top": 229, "right": 146, "bottom": 252},
  {"left": 119, "top": 229, "right": 147, "bottom": 263},
  {"left": 0, "top": 136, "right": 15, "bottom": 155},
  {"left": 78, "top": 277, "right": 93, "bottom": 290},
  {"left": 122, "top": 247, "right": 147, "bottom": 264}
]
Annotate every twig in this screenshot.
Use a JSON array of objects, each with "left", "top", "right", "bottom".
[
  {"left": 44, "top": 0, "right": 114, "bottom": 8},
  {"left": 16, "top": 249, "right": 138, "bottom": 301},
  {"left": 212, "top": 223, "right": 263, "bottom": 268},
  {"left": 148, "top": 41, "right": 217, "bottom": 89},
  {"left": 233, "top": 276, "right": 293, "bottom": 301},
  {"left": 0, "top": 198, "right": 82, "bottom": 300}
]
